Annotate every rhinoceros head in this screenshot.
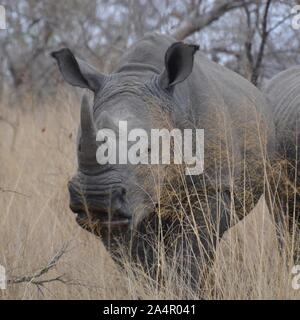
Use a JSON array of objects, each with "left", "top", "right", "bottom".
[{"left": 51, "top": 42, "right": 198, "bottom": 245}]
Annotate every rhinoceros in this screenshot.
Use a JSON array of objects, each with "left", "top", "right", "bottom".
[
  {"left": 51, "top": 33, "right": 275, "bottom": 277},
  {"left": 263, "top": 67, "right": 300, "bottom": 231}
]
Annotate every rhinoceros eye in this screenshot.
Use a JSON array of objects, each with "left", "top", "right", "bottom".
[{"left": 78, "top": 143, "right": 81, "bottom": 152}]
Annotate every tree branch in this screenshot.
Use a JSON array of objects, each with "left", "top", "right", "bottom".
[
  {"left": 8, "top": 243, "right": 70, "bottom": 286},
  {"left": 251, "top": 0, "right": 272, "bottom": 85},
  {"left": 172, "top": 0, "right": 253, "bottom": 40}
]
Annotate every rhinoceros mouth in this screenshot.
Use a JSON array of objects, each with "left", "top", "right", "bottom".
[{"left": 74, "top": 209, "right": 130, "bottom": 230}]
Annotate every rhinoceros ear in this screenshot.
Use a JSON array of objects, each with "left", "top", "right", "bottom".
[
  {"left": 51, "top": 48, "right": 105, "bottom": 92},
  {"left": 159, "top": 42, "right": 199, "bottom": 90}
]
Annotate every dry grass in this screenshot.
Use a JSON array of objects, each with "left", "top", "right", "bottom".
[{"left": 0, "top": 91, "right": 299, "bottom": 300}]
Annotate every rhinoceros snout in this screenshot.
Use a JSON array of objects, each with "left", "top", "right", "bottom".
[{"left": 68, "top": 179, "right": 132, "bottom": 230}]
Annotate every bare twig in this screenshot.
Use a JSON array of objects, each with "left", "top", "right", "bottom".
[
  {"left": 7, "top": 241, "right": 106, "bottom": 296},
  {"left": 243, "top": 0, "right": 272, "bottom": 85},
  {"left": 172, "top": 0, "right": 254, "bottom": 40},
  {"left": 251, "top": 0, "right": 272, "bottom": 85},
  {"left": 243, "top": 0, "right": 255, "bottom": 70},
  {"left": 0, "top": 187, "right": 29, "bottom": 198},
  {"left": 7, "top": 242, "right": 70, "bottom": 286}
]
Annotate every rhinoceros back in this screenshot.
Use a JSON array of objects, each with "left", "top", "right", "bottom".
[
  {"left": 264, "top": 67, "right": 300, "bottom": 225},
  {"left": 264, "top": 66, "right": 300, "bottom": 158}
]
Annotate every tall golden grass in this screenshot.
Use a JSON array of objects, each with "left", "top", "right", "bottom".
[{"left": 0, "top": 91, "right": 299, "bottom": 299}]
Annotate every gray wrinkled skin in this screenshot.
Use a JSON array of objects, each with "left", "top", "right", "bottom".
[
  {"left": 263, "top": 67, "right": 300, "bottom": 228},
  {"left": 264, "top": 66, "right": 300, "bottom": 157},
  {"left": 52, "top": 33, "right": 275, "bottom": 278}
]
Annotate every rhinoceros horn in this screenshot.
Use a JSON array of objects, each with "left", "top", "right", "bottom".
[
  {"left": 81, "top": 95, "right": 95, "bottom": 138},
  {"left": 79, "top": 95, "right": 98, "bottom": 168}
]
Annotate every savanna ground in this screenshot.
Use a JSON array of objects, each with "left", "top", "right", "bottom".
[{"left": 0, "top": 90, "right": 299, "bottom": 300}]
